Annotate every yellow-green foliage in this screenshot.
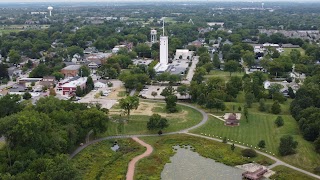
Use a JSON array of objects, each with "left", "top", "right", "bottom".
[{"left": 72, "top": 139, "right": 144, "bottom": 180}]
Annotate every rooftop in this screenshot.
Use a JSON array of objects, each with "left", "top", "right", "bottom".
[
  {"left": 61, "top": 77, "right": 87, "bottom": 88},
  {"left": 62, "top": 65, "right": 82, "bottom": 71}
]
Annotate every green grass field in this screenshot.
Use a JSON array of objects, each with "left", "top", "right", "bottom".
[
  {"left": 282, "top": 48, "right": 305, "bottom": 56},
  {"left": 204, "top": 70, "right": 244, "bottom": 82},
  {"left": 191, "top": 110, "right": 320, "bottom": 173},
  {"left": 271, "top": 165, "right": 318, "bottom": 180},
  {"left": 72, "top": 139, "right": 144, "bottom": 180},
  {"left": 135, "top": 134, "right": 274, "bottom": 179},
  {"left": 100, "top": 104, "right": 202, "bottom": 137}
]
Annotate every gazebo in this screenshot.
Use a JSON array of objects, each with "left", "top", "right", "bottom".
[{"left": 224, "top": 113, "right": 241, "bottom": 126}]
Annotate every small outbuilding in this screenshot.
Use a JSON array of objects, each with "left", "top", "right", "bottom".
[{"left": 224, "top": 113, "right": 241, "bottom": 126}]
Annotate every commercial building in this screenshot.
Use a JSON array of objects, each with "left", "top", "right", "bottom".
[
  {"left": 61, "top": 65, "right": 81, "bottom": 77},
  {"left": 60, "top": 77, "right": 87, "bottom": 96}
]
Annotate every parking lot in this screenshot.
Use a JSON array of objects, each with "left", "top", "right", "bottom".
[
  {"left": 139, "top": 85, "right": 189, "bottom": 100},
  {"left": 78, "top": 80, "right": 123, "bottom": 109}
]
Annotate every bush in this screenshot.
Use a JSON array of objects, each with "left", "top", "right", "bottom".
[
  {"left": 279, "top": 135, "right": 298, "bottom": 156},
  {"left": 274, "top": 116, "right": 284, "bottom": 127},
  {"left": 222, "top": 137, "right": 227, "bottom": 143},
  {"left": 23, "top": 92, "right": 32, "bottom": 100},
  {"left": 258, "top": 98, "right": 266, "bottom": 112},
  {"left": 258, "top": 140, "right": 266, "bottom": 148},
  {"left": 241, "top": 149, "right": 257, "bottom": 157},
  {"left": 271, "top": 101, "right": 281, "bottom": 114}
]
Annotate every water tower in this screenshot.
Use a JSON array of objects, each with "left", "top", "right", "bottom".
[
  {"left": 151, "top": 29, "right": 157, "bottom": 43},
  {"left": 48, "top": 6, "right": 53, "bottom": 16}
]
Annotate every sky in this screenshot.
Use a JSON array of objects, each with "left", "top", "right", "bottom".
[{"left": 0, "top": 0, "right": 319, "bottom": 2}]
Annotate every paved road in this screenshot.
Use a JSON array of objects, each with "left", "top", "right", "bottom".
[
  {"left": 126, "top": 137, "right": 153, "bottom": 180},
  {"left": 182, "top": 56, "right": 199, "bottom": 84},
  {"left": 69, "top": 101, "right": 320, "bottom": 179}
]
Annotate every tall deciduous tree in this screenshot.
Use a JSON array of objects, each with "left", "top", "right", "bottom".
[
  {"left": 279, "top": 135, "right": 298, "bottom": 156},
  {"left": 165, "top": 95, "right": 178, "bottom": 113},
  {"left": 79, "top": 66, "right": 91, "bottom": 77},
  {"left": 271, "top": 101, "right": 281, "bottom": 114},
  {"left": 119, "top": 96, "right": 140, "bottom": 120},
  {"left": 177, "top": 84, "right": 188, "bottom": 98},
  {"left": 213, "top": 52, "right": 220, "bottom": 69},
  {"left": 0, "top": 63, "right": 9, "bottom": 80},
  {"left": 147, "top": 114, "right": 169, "bottom": 130},
  {"left": 242, "top": 51, "right": 255, "bottom": 68},
  {"left": 8, "top": 49, "right": 21, "bottom": 64},
  {"left": 224, "top": 60, "right": 239, "bottom": 76},
  {"left": 0, "top": 94, "right": 22, "bottom": 118}
]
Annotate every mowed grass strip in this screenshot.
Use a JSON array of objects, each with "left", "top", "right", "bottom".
[
  {"left": 72, "top": 139, "right": 144, "bottom": 180},
  {"left": 271, "top": 165, "right": 318, "bottom": 180},
  {"left": 204, "top": 70, "right": 244, "bottom": 82},
  {"left": 135, "top": 134, "right": 274, "bottom": 180},
  {"left": 282, "top": 47, "right": 305, "bottom": 56},
  {"left": 191, "top": 112, "right": 320, "bottom": 173}
]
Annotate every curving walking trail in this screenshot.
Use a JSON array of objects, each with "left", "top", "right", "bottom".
[
  {"left": 126, "top": 137, "right": 153, "bottom": 180},
  {"left": 70, "top": 100, "right": 320, "bottom": 180}
]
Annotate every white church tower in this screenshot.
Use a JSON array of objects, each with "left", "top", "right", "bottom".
[{"left": 159, "top": 20, "right": 168, "bottom": 64}]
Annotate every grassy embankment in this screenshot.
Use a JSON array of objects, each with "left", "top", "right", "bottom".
[
  {"left": 191, "top": 97, "right": 320, "bottom": 173},
  {"left": 270, "top": 165, "right": 318, "bottom": 180},
  {"left": 72, "top": 139, "right": 144, "bottom": 180},
  {"left": 135, "top": 134, "right": 274, "bottom": 180}
]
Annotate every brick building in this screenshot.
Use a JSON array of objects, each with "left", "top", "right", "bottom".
[{"left": 61, "top": 65, "right": 81, "bottom": 77}]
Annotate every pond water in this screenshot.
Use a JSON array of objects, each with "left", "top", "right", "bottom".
[{"left": 161, "top": 146, "right": 245, "bottom": 180}]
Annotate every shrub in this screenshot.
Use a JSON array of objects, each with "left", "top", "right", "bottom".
[
  {"left": 314, "top": 166, "right": 320, "bottom": 174},
  {"left": 222, "top": 137, "right": 227, "bottom": 143},
  {"left": 271, "top": 101, "right": 281, "bottom": 114},
  {"left": 258, "top": 140, "right": 266, "bottom": 148},
  {"left": 274, "top": 116, "right": 284, "bottom": 127},
  {"left": 241, "top": 149, "right": 257, "bottom": 157}
]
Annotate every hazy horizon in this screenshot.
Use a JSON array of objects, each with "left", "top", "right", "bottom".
[{"left": 0, "top": 0, "right": 320, "bottom": 3}]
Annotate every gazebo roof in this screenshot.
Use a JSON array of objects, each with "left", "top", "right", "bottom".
[{"left": 227, "top": 113, "right": 237, "bottom": 120}]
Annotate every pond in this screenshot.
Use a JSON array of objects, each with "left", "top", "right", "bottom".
[{"left": 161, "top": 146, "right": 245, "bottom": 180}]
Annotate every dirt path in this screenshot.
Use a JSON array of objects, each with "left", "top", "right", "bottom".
[{"left": 126, "top": 137, "right": 153, "bottom": 180}]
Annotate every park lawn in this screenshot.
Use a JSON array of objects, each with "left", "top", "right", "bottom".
[
  {"left": 191, "top": 112, "right": 320, "bottom": 173},
  {"left": 72, "top": 139, "right": 144, "bottom": 180},
  {"left": 282, "top": 48, "right": 305, "bottom": 56},
  {"left": 204, "top": 70, "right": 244, "bottom": 82},
  {"left": 165, "top": 17, "right": 178, "bottom": 23},
  {"left": 0, "top": 29, "right": 22, "bottom": 35},
  {"left": 270, "top": 165, "right": 318, "bottom": 180},
  {"left": 191, "top": 97, "right": 293, "bottom": 116},
  {"left": 100, "top": 104, "right": 202, "bottom": 137},
  {"left": 135, "top": 134, "right": 274, "bottom": 180}
]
